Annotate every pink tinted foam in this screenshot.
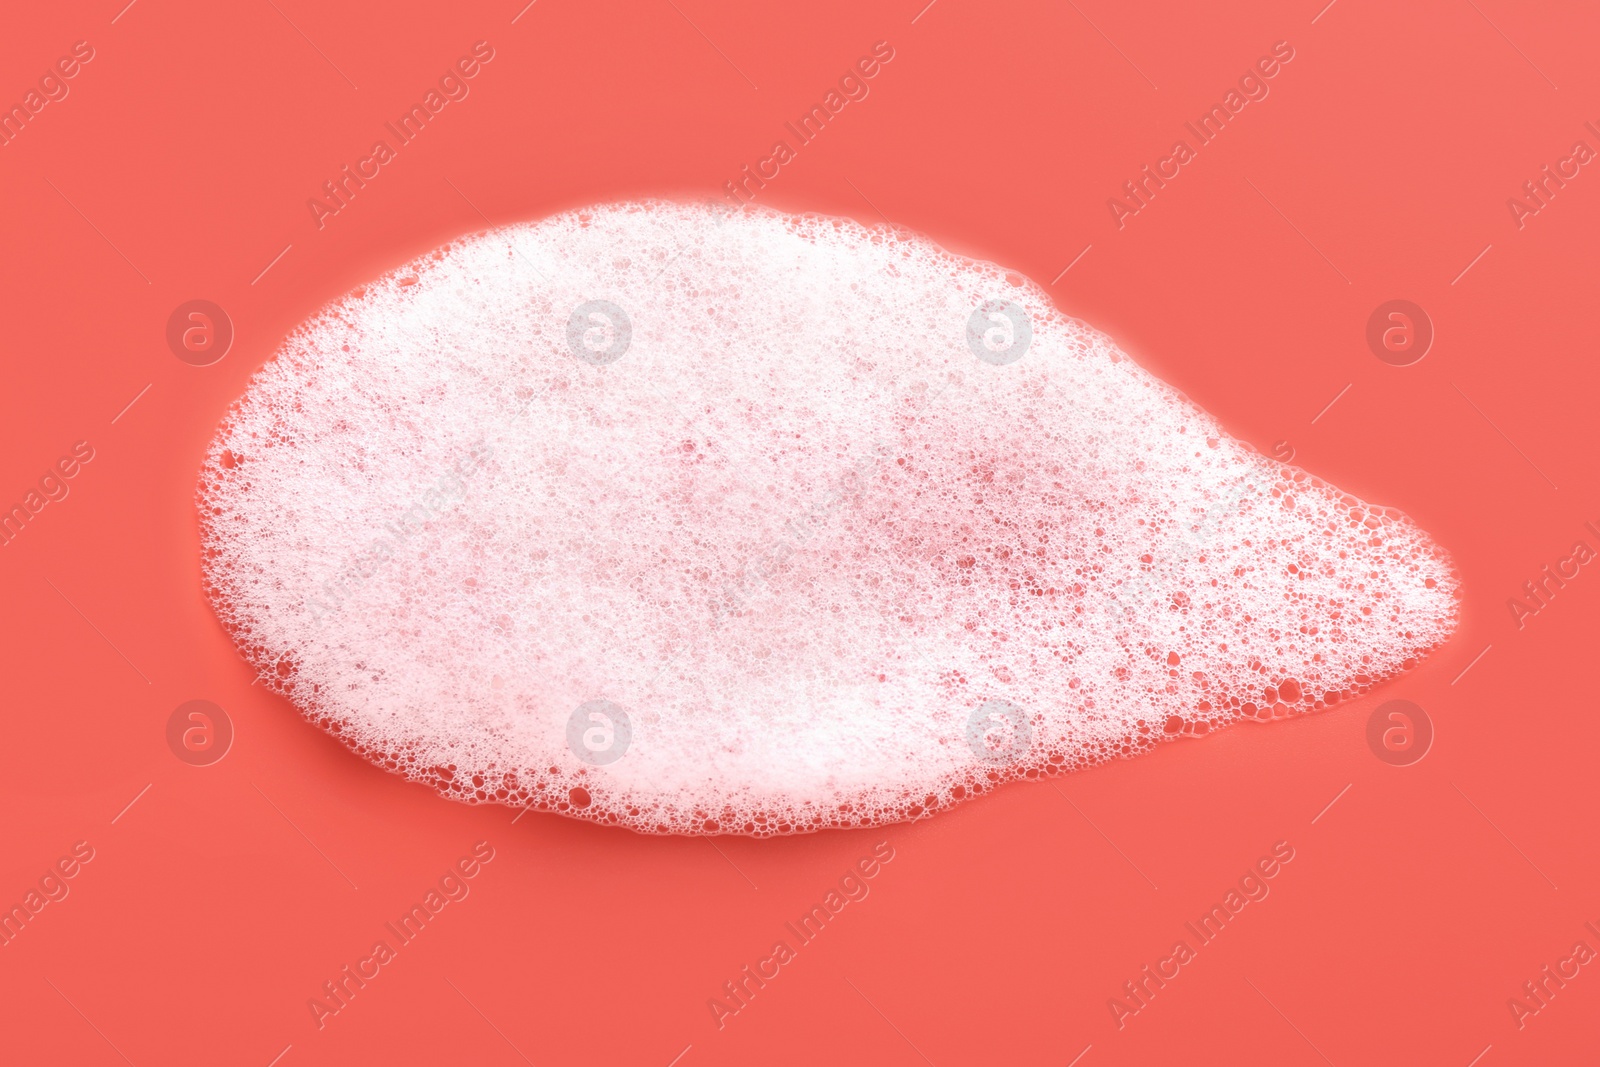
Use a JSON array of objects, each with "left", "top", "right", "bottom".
[{"left": 199, "top": 201, "right": 1458, "bottom": 835}]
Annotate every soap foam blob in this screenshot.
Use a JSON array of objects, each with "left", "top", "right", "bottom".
[{"left": 199, "top": 201, "right": 1458, "bottom": 836}]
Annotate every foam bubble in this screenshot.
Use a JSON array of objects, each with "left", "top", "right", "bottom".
[{"left": 199, "top": 201, "right": 1458, "bottom": 835}]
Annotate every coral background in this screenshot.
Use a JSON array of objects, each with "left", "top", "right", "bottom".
[{"left": 1, "top": 0, "right": 1596, "bottom": 1063}]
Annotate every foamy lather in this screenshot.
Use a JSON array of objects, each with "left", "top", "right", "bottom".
[{"left": 200, "top": 201, "right": 1458, "bottom": 835}]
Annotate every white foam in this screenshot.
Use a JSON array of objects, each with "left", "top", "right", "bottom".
[{"left": 199, "top": 201, "right": 1458, "bottom": 835}]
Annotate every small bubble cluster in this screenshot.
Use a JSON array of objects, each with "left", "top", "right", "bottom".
[{"left": 198, "top": 201, "right": 1459, "bottom": 836}]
